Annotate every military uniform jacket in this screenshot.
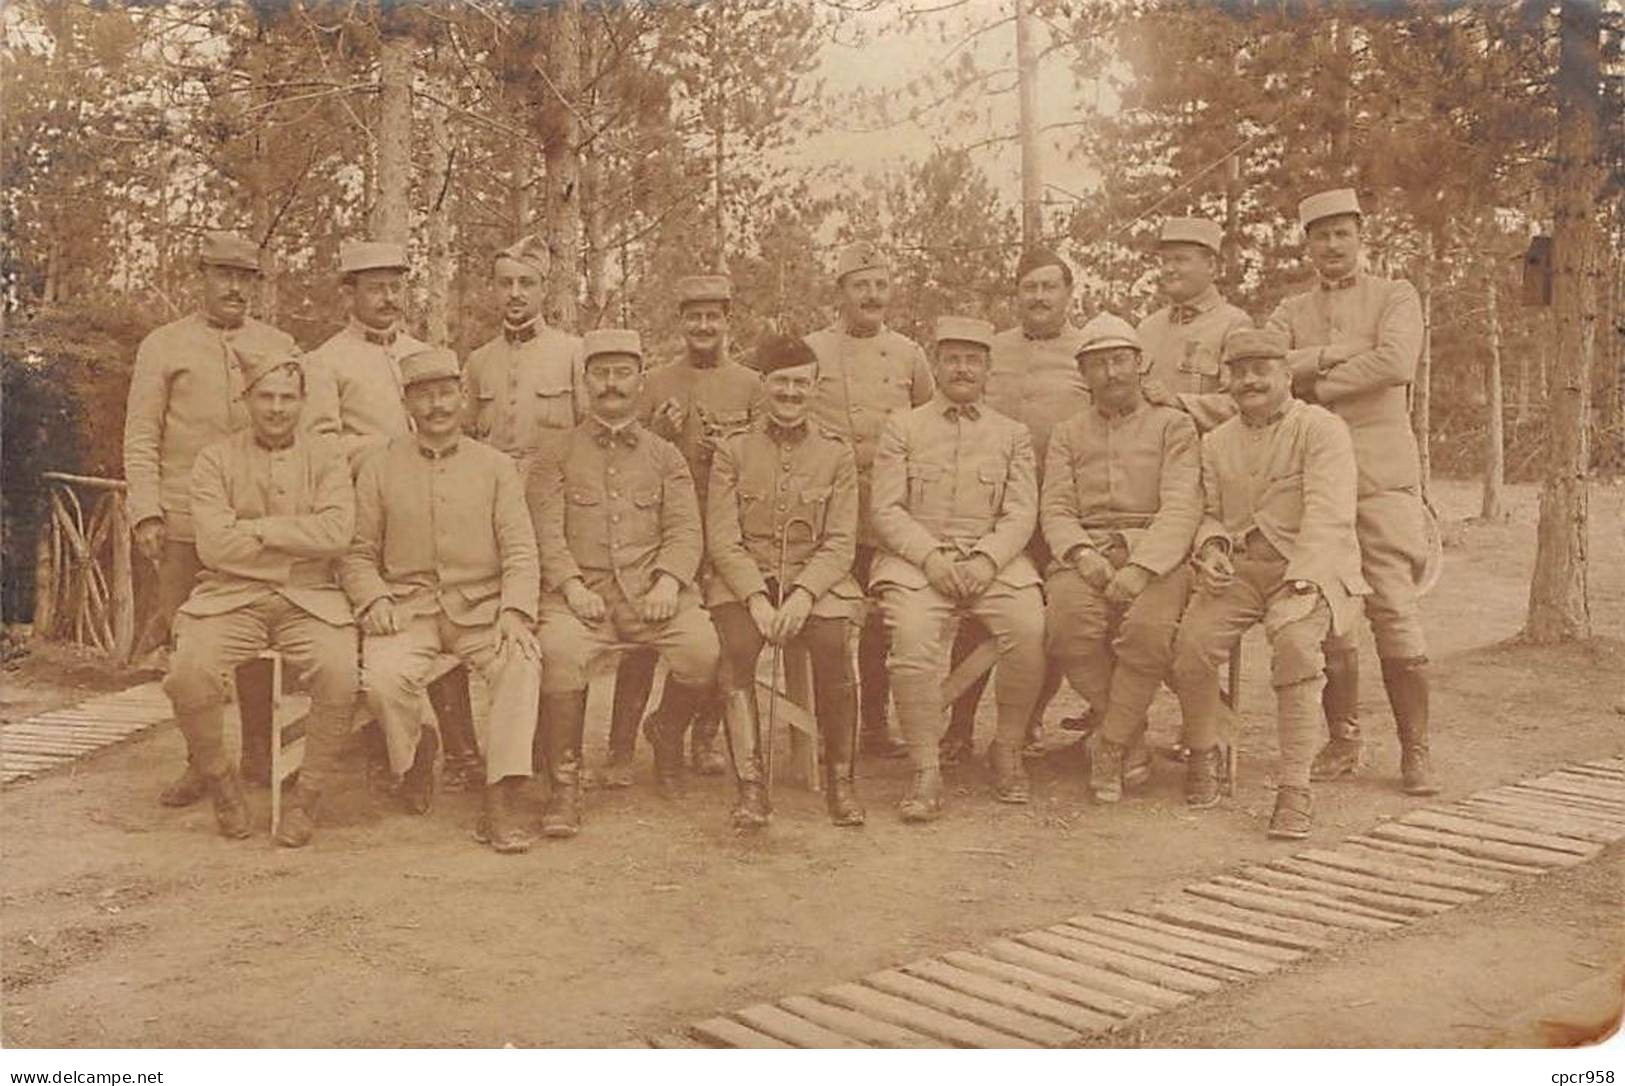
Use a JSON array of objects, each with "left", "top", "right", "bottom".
[
  {"left": 1040, "top": 401, "right": 1201, "bottom": 577},
  {"left": 527, "top": 420, "right": 703, "bottom": 602},
  {"left": 464, "top": 323, "right": 586, "bottom": 458},
  {"left": 342, "top": 436, "right": 539, "bottom": 628},
  {"left": 1196, "top": 398, "right": 1370, "bottom": 624},
  {"left": 304, "top": 321, "right": 429, "bottom": 469},
  {"left": 123, "top": 312, "right": 299, "bottom": 541},
  {"left": 1266, "top": 274, "right": 1422, "bottom": 496},
  {"left": 705, "top": 417, "right": 862, "bottom": 618},
  {"left": 984, "top": 324, "right": 1090, "bottom": 475},
  {"left": 637, "top": 354, "right": 765, "bottom": 504},
  {"left": 1137, "top": 286, "right": 1252, "bottom": 434},
  {"left": 803, "top": 323, "right": 934, "bottom": 545},
  {"left": 870, "top": 396, "right": 1040, "bottom": 591},
  {"left": 181, "top": 429, "right": 354, "bottom": 627}
]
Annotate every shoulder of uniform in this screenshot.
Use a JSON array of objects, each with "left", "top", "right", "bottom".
[
  {"left": 1146, "top": 402, "right": 1195, "bottom": 428},
  {"left": 1298, "top": 401, "right": 1349, "bottom": 434},
  {"left": 241, "top": 316, "right": 297, "bottom": 345},
  {"left": 814, "top": 422, "right": 850, "bottom": 445},
  {"left": 1137, "top": 306, "right": 1170, "bottom": 331}
]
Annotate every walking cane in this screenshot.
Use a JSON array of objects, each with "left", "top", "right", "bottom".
[{"left": 766, "top": 516, "right": 816, "bottom": 795}]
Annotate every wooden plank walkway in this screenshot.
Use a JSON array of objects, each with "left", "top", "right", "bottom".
[
  {"left": 623, "top": 754, "right": 1625, "bottom": 1048},
  {"left": 1, "top": 682, "right": 171, "bottom": 784}
]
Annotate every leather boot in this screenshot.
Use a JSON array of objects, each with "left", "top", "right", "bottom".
[
  {"left": 275, "top": 781, "right": 320, "bottom": 848},
  {"left": 399, "top": 726, "right": 440, "bottom": 815},
  {"left": 1267, "top": 785, "right": 1313, "bottom": 839},
  {"left": 159, "top": 761, "right": 209, "bottom": 808},
  {"left": 1184, "top": 746, "right": 1224, "bottom": 809},
  {"left": 721, "top": 689, "right": 770, "bottom": 829},
  {"left": 475, "top": 776, "right": 535, "bottom": 853},
  {"left": 1310, "top": 644, "right": 1363, "bottom": 780},
  {"left": 988, "top": 742, "right": 1030, "bottom": 804},
  {"left": 541, "top": 691, "right": 587, "bottom": 838},
  {"left": 688, "top": 703, "right": 728, "bottom": 776},
  {"left": 608, "top": 648, "right": 656, "bottom": 761},
  {"left": 898, "top": 766, "right": 944, "bottom": 823},
  {"left": 644, "top": 679, "right": 709, "bottom": 797},
  {"left": 1381, "top": 656, "right": 1438, "bottom": 795},
  {"left": 1087, "top": 733, "right": 1126, "bottom": 804},
  {"left": 208, "top": 767, "right": 252, "bottom": 840}
]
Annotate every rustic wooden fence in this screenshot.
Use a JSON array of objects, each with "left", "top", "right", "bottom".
[{"left": 31, "top": 472, "right": 135, "bottom": 662}]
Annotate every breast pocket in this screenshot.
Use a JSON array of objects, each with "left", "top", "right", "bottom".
[
  {"left": 532, "top": 383, "right": 575, "bottom": 434},
  {"left": 907, "top": 462, "right": 944, "bottom": 509},
  {"left": 473, "top": 392, "right": 497, "bottom": 437},
  {"left": 628, "top": 486, "right": 662, "bottom": 546},
  {"left": 795, "top": 484, "right": 832, "bottom": 534},
  {"left": 1179, "top": 340, "right": 1221, "bottom": 379},
  {"left": 976, "top": 462, "right": 1007, "bottom": 512},
  {"left": 1259, "top": 470, "right": 1304, "bottom": 527}
]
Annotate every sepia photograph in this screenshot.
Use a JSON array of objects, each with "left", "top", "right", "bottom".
[{"left": 0, "top": 0, "right": 1621, "bottom": 1074}]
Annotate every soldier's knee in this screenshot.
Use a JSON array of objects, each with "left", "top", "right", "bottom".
[
  {"left": 1115, "top": 616, "right": 1176, "bottom": 675},
  {"left": 1270, "top": 625, "right": 1326, "bottom": 688},
  {"left": 1170, "top": 632, "right": 1214, "bottom": 689},
  {"left": 163, "top": 653, "right": 224, "bottom": 710}
]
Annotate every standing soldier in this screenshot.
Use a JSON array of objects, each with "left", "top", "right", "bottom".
[
  {"left": 529, "top": 330, "right": 720, "bottom": 815},
  {"left": 804, "top": 242, "right": 935, "bottom": 758},
  {"left": 123, "top": 231, "right": 299, "bottom": 666},
  {"left": 160, "top": 351, "right": 355, "bottom": 844},
  {"left": 342, "top": 348, "right": 544, "bottom": 854},
  {"left": 705, "top": 335, "right": 865, "bottom": 829},
  {"left": 463, "top": 234, "right": 586, "bottom": 462},
  {"left": 1138, "top": 217, "right": 1254, "bottom": 433},
  {"left": 1170, "top": 329, "right": 1368, "bottom": 838},
  {"left": 1041, "top": 313, "right": 1202, "bottom": 803},
  {"left": 1266, "top": 188, "right": 1437, "bottom": 795},
  {"left": 605, "top": 274, "right": 765, "bottom": 784},
  {"left": 305, "top": 241, "right": 428, "bottom": 470},
  {"left": 872, "top": 317, "right": 1044, "bottom": 820},
  {"left": 942, "top": 247, "right": 1089, "bottom": 764}
]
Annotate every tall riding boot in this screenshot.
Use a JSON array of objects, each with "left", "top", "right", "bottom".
[
  {"left": 541, "top": 691, "right": 588, "bottom": 837},
  {"left": 720, "top": 689, "right": 770, "bottom": 828},
  {"left": 858, "top": 617, "right": 907, "bottom": 757},
  {"left": 891, "top": 670, "right": 946, "bottom": 822},
  {"left": 821, "top": 693, "right": 865, "bottom": 827},
  {"left": 607, "top": 647, "right": 656, "bottom": 763},
  {"left": 688, "top": 701, "right": 728, "bottom": 775},
  {"left": 1310, "top": 642, "right": 1363, "bottom": 780},
  {"left": 941, "top": 624, "right": 988, "bottom": 763},
  {"left": 644, "top": 679, "right": 710, "bottom": 797},
  {"left": 1381, "top": 656, "right": 1438, "bottom": 795}
]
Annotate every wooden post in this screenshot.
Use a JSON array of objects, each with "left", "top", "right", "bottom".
[
  {"left": 32, "top": 511, "right": 57, "bottom": 643},
  {"left": 110, "top": 490, "right": 135, "bottom": 662},
  {"left": 1014, "top": 0, "right": 1043, "bottom": 250},
  {"left": 1482, "top": 257, "right": 1506, "bottom": 521}
]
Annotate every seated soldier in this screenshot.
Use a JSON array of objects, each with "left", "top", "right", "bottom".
[
  {"left": 529, "top": 329, "right": 720, "bottom": 815},
  {"left": 1041, "top": 313, "right": 1201, "bottom": 804},
  {"left": 161, "top": 349, "right": 356, "bottom": 846},
  {"left": 342, "top": 347, "right": 543, "bottom": 854},
  {"left": 871, "top": 316, "right": 1045, "bottom": 821},
  {"left": 705, "top": 335, "right": 865, "bottom": 829},
  {"left": 1169, "top": 328, "right": 1368, "bottom": 839}
]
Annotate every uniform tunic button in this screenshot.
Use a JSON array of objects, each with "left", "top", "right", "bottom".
[
  {"left": 611, "top": 514, "right": 621, "bottom": 523},
  {"left": 610, "top": 491, "right": 620, "bottom": 499}
]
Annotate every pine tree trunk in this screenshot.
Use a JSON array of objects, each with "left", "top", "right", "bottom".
[
  {"left": 581, "top": 18, "right": 606, "bottom": 327},
  {"left": 372, "top": 24, "right": 412, "bottom": 244},
  {"left": 1482, "top": 258, "right": 1506, "bottom": 521},
  {"left": 1412, "top": 234, "right": 1433, "bottom": 500},
  {"left": 1524, "top": 0, "right": 1601, "bottom": 644},
  {"left": 1015, "top": 0, "right": 1043, "bottom": 250},
  {"left": 425, "top": 82, "right": 452, "bottom": 345},
  {"left": 543, "top": 0, "right": 582, "bottom": 329}
]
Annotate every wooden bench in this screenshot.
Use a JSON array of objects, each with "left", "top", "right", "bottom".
[{"left": 236, "top": 651, "right": 474, "bottom": 840}]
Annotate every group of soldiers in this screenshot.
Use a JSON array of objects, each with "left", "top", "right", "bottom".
[{"left": 123, "top": 184, "right": 1438, "bottom": 854}]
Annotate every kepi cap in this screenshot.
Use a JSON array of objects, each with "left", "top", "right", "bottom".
[
  {"left": 398, "top": 347, "right": 461, "bottom": 388},
  {"left": 582, "top": 328, "right": 643, "bottom": 364},
  {"left": 1298, "top": 188, "right": 1362, "bottom": 232},
  {"left": 677, "top": 274, "right": 732, "bottom": 307},
  {"left": 835, "top": 240, "right": 886, "bottom": 282},
  {"left": 200, "top": 231, "right": 260, "bottom": 272},
  {"left": 1158, "top": 217, "right": 1224, "bottom": 255},
  {"left": 495, "top": 234, "right": 548, "bottom": 278},
  {"left": 755, "top": 334, "right": 817, "bottom": 375},
  {"left": 1074, "top": 312, "right": 1141, "bottom": 358},
  {"left": 340, "top": 240, "right": 409, "bottom": 275},
  {"left": 1015, "top": 246, "right": 1070, "bottom": 284},
  {"left": 934, "top": 315, "right": 994, "bottom": 350},
  {"left": 1221, "top": 327, "right": 1287, "bottom": 365},
  {"left": 235, "top": 347, "right": 302, "bottom": 392}
]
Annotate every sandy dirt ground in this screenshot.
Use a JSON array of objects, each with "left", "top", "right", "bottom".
[{"left": 2, "top": 478, "right": 1621, "bottom": 1049}]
